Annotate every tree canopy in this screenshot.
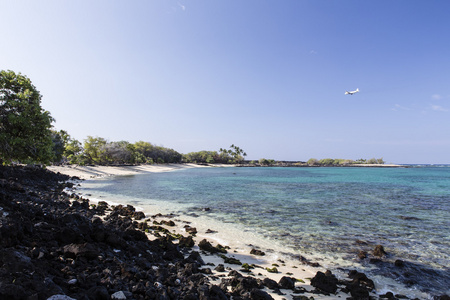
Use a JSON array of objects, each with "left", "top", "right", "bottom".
[{"left": 0, "top": 70, "right": 54, "bottom": 164}]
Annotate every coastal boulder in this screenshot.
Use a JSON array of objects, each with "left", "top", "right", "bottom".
[
  {"left": 250, "top": 288, "right": 274, "bottom": 300},
  {"left": 348, "top": 270, "right": 375, "bottom": 291},
  {"left": 310, "top": 270, "right": 338, "bottom": 294},
  {"left": 262, "top": 278, "right": 279, "bottom": 289},
  {"left": 278, "top": 276, "right": 296, "bottom": 289}
]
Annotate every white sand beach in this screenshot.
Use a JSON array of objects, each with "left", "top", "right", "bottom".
[{"left": 48, "top": 163, "right": 217, "bottom": 180}]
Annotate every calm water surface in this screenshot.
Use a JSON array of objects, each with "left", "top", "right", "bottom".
[{"left": 80, "top": 166, "right": 450, "bottom": 298}]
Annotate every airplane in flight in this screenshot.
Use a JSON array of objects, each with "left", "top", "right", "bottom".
[{"left": 345, "top": 88, "right": 359, "bottom": 95}]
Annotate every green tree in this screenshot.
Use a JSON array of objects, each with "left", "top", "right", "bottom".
[
  {"left": 376, "top": 157, "right": 385, "bottom": 164},
  {"left": 0, "top": 70, "right": 54, "bottom": 164},
  {"left": 83, "top": 136, "right": 107, "bottom": 164},
  {"left": 307, "top": 158, "right": 319, "bottom": 166},
  {"left": 64, "top": 138, "right": 83, "bottom": 164}
]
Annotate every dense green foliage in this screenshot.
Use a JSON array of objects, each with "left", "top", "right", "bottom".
[
  {"left": 51, "top": 135, "right": 183, "bottom": 165},
  {"left": 0, "top": 70, "right": 54, "bottom": 164},
  {"left": 183, "top": 145, "right": 247, "bottom": 164}
]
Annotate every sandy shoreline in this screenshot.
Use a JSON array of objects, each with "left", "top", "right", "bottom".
[
  {"left": 51, "top": 164, "right": 389, "bottom": 300},
  {"left": 47, "top": 163, "right": 238, "bottom": 180}
]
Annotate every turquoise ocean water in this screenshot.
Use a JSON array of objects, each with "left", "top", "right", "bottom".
[{"left": 80, "top": 166, "right": 449, "bottom": 298}]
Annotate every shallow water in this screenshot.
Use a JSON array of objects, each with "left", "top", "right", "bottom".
[{"left": 80, "top": 166, "right": 450, "bottom": 298}]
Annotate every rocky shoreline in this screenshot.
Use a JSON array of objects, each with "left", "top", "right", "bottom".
[{"left": 0, "top": 165, "right": 446, "bottom": 300}]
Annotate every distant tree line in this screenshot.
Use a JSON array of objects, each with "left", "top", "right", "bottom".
[
  {"left": 183, "top": 145, "right": 247, "bottom": 164},
  {"left": 306, "top": 158, "right": 385, "bottom": 166},
  {"left": 50, "top": 131, "right": 183, "bottom": 165}
]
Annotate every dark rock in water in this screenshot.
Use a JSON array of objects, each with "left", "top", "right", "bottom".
[
  {"left": 348, "top": 270, "right": 375, "bottom": 291},
  {"left": 310, "top": 270, "right": 338, "bottom": 294},
  {"left": 369, "top": 258, "right": 382, "bottom": 264},
  {"left": 373, "top": 244, "right": 387, "bottom": 257},
  {"left": 358, "top": 250, "right": 367, "bottom": 259},
  {"left": 205, "top": 228, "right": 217, "bottom": 234},
  {"left": 395, "top": 259, "right": 405, "bottom": 267},
  {"left": 379, "top": 291, "right": 396, "bottom": 299},
  {"left": 355, "top": 239, "right": 368, "bottom": 245},
  {"left": 340, "top": 270, "right": 375, "bottom": 300},
  {"left": 250, "top": 248, "right": 265, "bottom": 256},
  {"left": 434, "top": 295, "right": 450, "bottom": 300},
  {"left": 278, "top": 276, "right": 296, "bottom": 289},
  {"left": 349, "top": 284, "right": 370, "bottom": 299},
  {"left": 399, "top": 215, "right": 421, "bottom": 221}
]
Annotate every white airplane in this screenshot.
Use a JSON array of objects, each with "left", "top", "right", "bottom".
[{"left": 345, "top": 88, "right": 359, "bottom": 95}]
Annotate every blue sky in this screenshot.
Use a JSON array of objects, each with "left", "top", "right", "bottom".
[{"left": 1, "top": 1, "right": 449, "bottom": 164}]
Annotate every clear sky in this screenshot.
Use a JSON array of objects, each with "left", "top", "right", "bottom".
[{"left": 1, "top": 1, "right": 449, "bottom": 164}]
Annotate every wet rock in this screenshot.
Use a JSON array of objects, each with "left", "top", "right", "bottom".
[
  {"left": 348, "top": 284, "right": 370, "bottom": 299},
  {"left": 250, "top": 248, "right": 265, "bottom": 256},
  {"left": 348, "top": 270, "right": 375, "bottom": 291},
  {"left": 395, "top": 259, "right": 405, "bottom": 267},
  {"left": 373, "top": 244, "right": 387, "bottom": 257},
  {"left": 310, "top": 270, "right": 338, "bottom": 294},
  {"left": 379, "top": 292, "right": 396, "bottom": 299},
  {"left": 399, "top": 216, "right": 420, "bottom": 221},
  {"left": 358, "top": 250, "right": 367, "bottom": 259}
]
